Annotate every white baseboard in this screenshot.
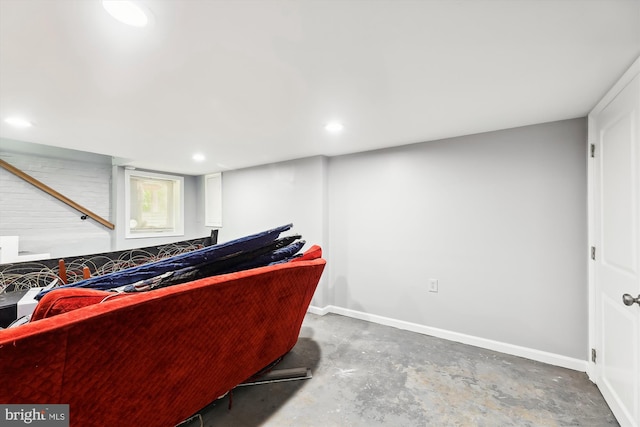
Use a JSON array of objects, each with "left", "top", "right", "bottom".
[
  {"left": 307, "top": 305, "right": 332, "bottom": 316},
  {"left": 307, "top": 304, "right": 588, "bottom": 373}
]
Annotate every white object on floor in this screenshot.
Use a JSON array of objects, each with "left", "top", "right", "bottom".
[{"left": 17, "top": 287, "right": 44, "bottom": 319}]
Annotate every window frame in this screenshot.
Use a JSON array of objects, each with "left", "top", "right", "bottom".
[{"left": 124, "top": 169, "right": 185, "bottom": 239}]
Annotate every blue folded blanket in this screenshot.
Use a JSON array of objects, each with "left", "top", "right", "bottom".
[{"left": 36, "top": 224, "right": 300, "bottom": 299}]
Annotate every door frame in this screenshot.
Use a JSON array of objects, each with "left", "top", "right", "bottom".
[{"left": 587, "top": 56, "right": 639, "bottom": 383}]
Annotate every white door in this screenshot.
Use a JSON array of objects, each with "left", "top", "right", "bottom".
[{"left": 591, "top": 60, "right": 640, "bottom": 427}]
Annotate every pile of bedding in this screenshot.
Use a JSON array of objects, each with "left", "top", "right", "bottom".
[{"left": 36, "top": 224, "right": 304, "bottom": 300}]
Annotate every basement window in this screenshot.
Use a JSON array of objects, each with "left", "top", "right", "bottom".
[{"left": 125, "top": 169, "right": 184, "bottom": 238}]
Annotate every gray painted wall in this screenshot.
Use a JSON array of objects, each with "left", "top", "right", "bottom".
[{"left": 327, "top": 118, "right": 588, "bottom": 359}]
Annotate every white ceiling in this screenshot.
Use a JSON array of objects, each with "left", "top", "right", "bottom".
[{"left": 1, "top": 0, "right": 639, "bottom": 176}]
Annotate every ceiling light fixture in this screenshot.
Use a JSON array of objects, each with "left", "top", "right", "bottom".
[
  {"left": 192, "top": 153, "right": 206, "bottom": 162},
  {"left": 102, "top": 1, "right": 149, "bottom": 27},
  {"left": 325, "top": 121, "right": 344, "bottom": 133},
  {"left": 4, "top": 117, "right": 33, "bottom": 128}
]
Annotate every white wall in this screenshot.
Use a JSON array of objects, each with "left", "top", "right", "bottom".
[
  {"left": 327, "top": 118, "right": 588, "bottom": 360},
  {"left": 218, "top": 156, "right": 329, "bottom": 306},
  {"left": 0, "top": 141, "right": 112, "bottom": 257}
]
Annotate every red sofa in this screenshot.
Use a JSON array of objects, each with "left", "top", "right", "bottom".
[{"left": 0, "top": 246, "right": 325, "bottom": 426}]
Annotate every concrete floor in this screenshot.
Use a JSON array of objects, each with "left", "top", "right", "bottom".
[{"left": 185, "top": 313, "right": 618, "bottom": 427}]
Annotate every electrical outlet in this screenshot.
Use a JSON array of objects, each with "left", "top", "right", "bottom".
[{"left": 429, "top": 279, "right": 438, "bottom": 293}]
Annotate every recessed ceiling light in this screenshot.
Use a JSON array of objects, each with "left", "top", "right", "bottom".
[
  {"left": 325, "top": 121, "right": 344, "bottom": 133},
  {"left": 102, "top": 1, "right": 149, "bottom": 27},
  {"left": 4, "top": 117, "right": 33, "bottom": 128},
  {"left": 193, "top": 153, "right": 206, "bottom": 162}
]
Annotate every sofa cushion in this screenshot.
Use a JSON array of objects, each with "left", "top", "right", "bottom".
[{"left": 31, "top": 289, "right": 131, "bottom": 321}]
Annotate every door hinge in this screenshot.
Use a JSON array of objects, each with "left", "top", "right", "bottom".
[
  {"left": 590, "top": 144, "right": 595, "bottom": 158},
  {"left": 591, "top": 246, "right": 596, "bottom": 260},
  {"left": 591, "top": 348, "right": 597, "bottom": 363}
]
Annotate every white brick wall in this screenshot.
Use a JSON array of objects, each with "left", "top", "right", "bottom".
[{"left": 0, "top": 151, "right": 112, "bottom": 257}]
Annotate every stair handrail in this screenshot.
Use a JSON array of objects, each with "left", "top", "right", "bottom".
[{"left": 0, "top": 158, "right": 115, "bottom": 230}]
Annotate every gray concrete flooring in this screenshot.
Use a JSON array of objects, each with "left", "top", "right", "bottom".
[{"left": 188, "top": 313, "right": 617, "bottom": 426}]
